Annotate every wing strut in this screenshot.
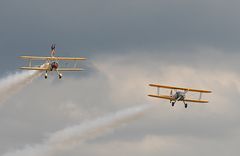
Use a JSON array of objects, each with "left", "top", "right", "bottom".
[
  {"left": 74, "top": 60, "right": 78, "bottom": 68},
  {"left": 199, "top": 92, "right": 202, "bottom": 100},
  {"left": 28, "top": 59, "right": 32, "bottom": 67}
]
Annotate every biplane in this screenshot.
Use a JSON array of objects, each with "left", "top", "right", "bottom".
[
  {"left": 148, "top": 84, "right": 212, "bottom": 108},
  {"left": 19, "top": 44, "right": 86, "bottom": 79}
]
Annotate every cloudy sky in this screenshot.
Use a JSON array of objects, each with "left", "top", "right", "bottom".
[{"left": 0, "top": 0, "right": 240, "bottom": 155}]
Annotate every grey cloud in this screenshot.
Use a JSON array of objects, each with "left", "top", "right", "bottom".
[
  {"left": 1, "top": 1, "right": 240, "bottom": 155},
  {"left": 1, "top": 52, "right": 240, "bottom": 155},
  {"left": 1, "top": 0, "right": 240, "bottom": 55},
  {"left": 1, "top": 0, "right": 240, "bottom": 74}
]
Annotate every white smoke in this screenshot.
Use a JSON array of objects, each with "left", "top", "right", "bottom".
[
  {"left": 3, "top": 104, "right": 154, "bottom": 156},
  {"left": 0, "top": 65, "right": 46, "bottom": 105}
]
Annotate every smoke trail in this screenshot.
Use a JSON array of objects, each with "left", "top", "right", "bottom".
[
  {"left": 0, "top": 69, "right": 43, "bottom": 105},
  {"left": 3, "top": 104, "right": 154, "bottom": 156}
]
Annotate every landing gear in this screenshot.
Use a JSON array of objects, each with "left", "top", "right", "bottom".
[
  {"left": 184, "top": 103, "right": 188, "bottom": 108},
  {"left": 58, "top": 73, "right": 62, "bottom": 79},
  {"left": 56, "top": 70, "right": 62, "bottom": 79},
  {"left": 171, "top": 102, "right": 175, "bottom": 107},
  {"left": 44, "top": 72, "right": 48, "bottom": 79},
  {"left": 183, "top": 101, "right": 188, "bottom": 108}
]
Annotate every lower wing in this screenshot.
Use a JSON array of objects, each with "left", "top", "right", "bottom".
[
  {"left": 57, "top": 68, "right": 84, "bottom": 71},
  {"left": 148, "top": 95, "right": 209, "bottom": 103},
  {"left": 20, "top": 67, "right": 84, "bottom": 71},
  {"left": 184, "top": 99, "right": 209, "bottom": 103},
  {"left": 20, "top": 67, "right": 48, "bottom": 71},
  {"left": 148, "top": 94, "right": 175, "bottom": 100}
]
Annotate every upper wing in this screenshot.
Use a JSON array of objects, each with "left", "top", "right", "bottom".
[
  {"left": 149, "top": 84, "right": 212, "bottom": 93},
  {"left": 148, "top": 94, "right": 175, "bottom": 100},
  {"left": 57, "top": 68, "right": 84, "bottom": 71},
  {"left": 184, "top": 99, "right": 209, "bottom": 103},
  {"left": 19, "top": 56, "right": 86, "bottom": 61},
  {"left": 53, "top": 57, "right": 86, "bottom": 61},
  {"left": 20, "top": 67, "right": 48, "bottom": 71},
  {"left": 19, "top": 56, "right": 51, "bottom": 60}
]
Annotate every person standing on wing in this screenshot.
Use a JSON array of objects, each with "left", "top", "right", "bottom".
[{"left": 51, "top": 44, "right": 56, "bottom": 57}]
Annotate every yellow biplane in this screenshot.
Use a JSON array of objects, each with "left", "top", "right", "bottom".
[
  {"left": 148, "top": 84, "right": 212, "bottom": 108},
  {"left": 19, "top": 44, "right": 86, "bottom": 79}
]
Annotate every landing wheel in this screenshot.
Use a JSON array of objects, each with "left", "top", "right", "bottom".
[
  {"left": 44, "top": 73, "right": 48, "bottom": 79},
  {"left": 58, "top": 74, "right": 62, "bottom": 79},
  {"left": 184, "top": 104, "right": 188, "bottom": 108},
  {"left": 172, "top": 102, "right": 175, "bottom": 107}
]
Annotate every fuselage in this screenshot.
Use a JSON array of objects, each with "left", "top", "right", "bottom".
[
  {"left": 44, "top": 61, "right": 59, "bottom": 71},
  {"left": 43, "top": 61, "right": 62, "bottom": 79},
  {"left": 172, "top": 91, "right": 185, "bottom": 101},
  {"left": 50, "top": 61, "right": 59, "bottom": 71}
]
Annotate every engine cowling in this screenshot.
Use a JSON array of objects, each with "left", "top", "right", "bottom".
[{"left": 51, "top": 62, "right": 59, "bottom": 70}]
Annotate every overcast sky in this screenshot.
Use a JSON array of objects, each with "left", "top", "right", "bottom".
[{"left": 0, "top": 0, "right": 240, "bottom": 156}]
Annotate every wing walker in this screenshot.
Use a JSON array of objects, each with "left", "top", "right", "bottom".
[{"left": 19, "top": 44, "right": 86, "bottom": 79}]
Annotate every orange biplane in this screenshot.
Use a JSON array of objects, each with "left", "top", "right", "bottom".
[{"left": 148, "top": 84, "right": 212, "bottom": 108}]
